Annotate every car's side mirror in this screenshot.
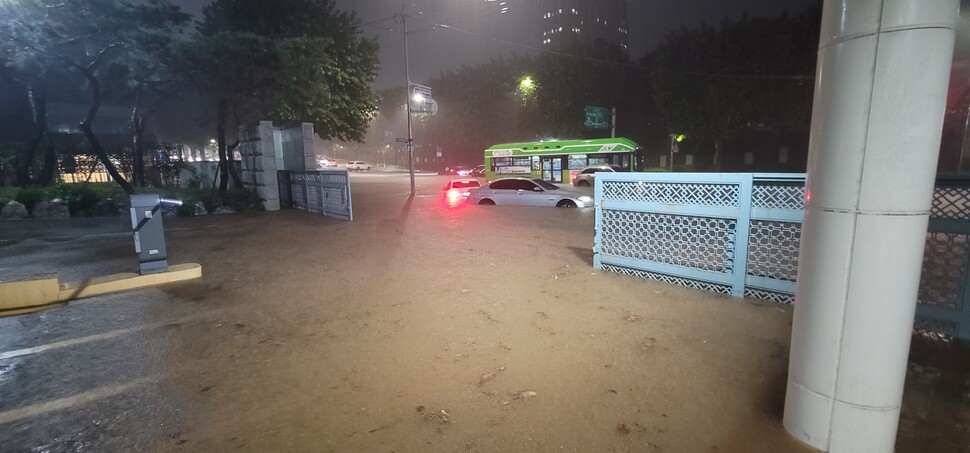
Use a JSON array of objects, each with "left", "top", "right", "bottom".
[{"left": 533, "top": 187, "right": 543, "bottom": 192}]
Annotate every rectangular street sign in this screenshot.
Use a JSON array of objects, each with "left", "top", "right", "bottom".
[
  {"left": 395, "top": 138, "right": 410, "bottom": 143},
  {"left": 585, "top": 106, "right": 611, "bottom": 129},
  {"left": 412, "top": 83, "right": 432, "bottom": 100}
]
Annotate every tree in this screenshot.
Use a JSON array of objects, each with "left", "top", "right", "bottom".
[
  {"left": 180, "top": 0, "right": 380, "bottom": 191},
  {"left": 647, "top": 9, "right": 820, "bottom": 167},
  {"left": 0, "top": 0, "right": 189, "bottom": 193}
]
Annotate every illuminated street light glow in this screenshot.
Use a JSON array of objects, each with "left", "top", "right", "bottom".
[
  {"left": 413, "top": 93, "right": 425, "bottom": 103},
  {"left": 517, "top": 75, "right": 537, "bottom": 98}
]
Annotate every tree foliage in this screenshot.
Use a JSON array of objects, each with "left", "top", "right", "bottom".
[
  {"left": 176, "top": 0, "right": 380, "bottom": 190},
  {"left": 646, "top": 9, "right": 820, "bottom": 153},
  {"left": 185, "top": 0, "right": 380, "bottom": 142},
  {"left": 0, "top": 0, "right": 189, "bottom": 192}
]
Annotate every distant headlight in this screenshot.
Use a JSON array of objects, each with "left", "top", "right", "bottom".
[{"left": 578, "top": 196, "right": 592, "bottom": 203}]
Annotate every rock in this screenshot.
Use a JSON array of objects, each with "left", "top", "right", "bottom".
[
  {"left": 1, "top": 200, "right": 27, "bottom": 219},
  {"left": 193, "top": 201, "right": 208, "bottom": 216},
  {"left": 212, "top": 206, "right": 236, "bottom": 215},
  {"left": 514, "top": 390, "right": 537, "bottom": 399},
  {"left": 33, "top": 200, "right": 70, "bottom": 219},
  {"left": 115, "top": 197, "right": 131, "bottom": 212}
]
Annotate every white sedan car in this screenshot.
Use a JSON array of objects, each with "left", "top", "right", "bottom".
[
  {"left": 346, "top": 161, "right": 371, "bottom": 171},
  {"left": 467, "top": 178, "right": 592, "bottom": 208}
]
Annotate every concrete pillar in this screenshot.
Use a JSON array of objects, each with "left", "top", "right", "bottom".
[
  {"left": 301, "top": 123, "right": 317, "bottom": 171},
  {"left": 238, "top": 121, "right": 280, "bottom": 211},
  {"left": 784, "top": 1, "right": 959, "bottom": 451}
]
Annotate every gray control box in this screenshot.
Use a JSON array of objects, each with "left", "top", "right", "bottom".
[{"left": 130, "top": 194, "right": 182, "bottom": 274}]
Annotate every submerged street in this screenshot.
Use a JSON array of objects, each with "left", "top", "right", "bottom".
[{"left": 0, "top": 174, "right": 966, "bottom": 452}]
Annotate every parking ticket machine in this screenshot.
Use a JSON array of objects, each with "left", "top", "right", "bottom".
[{"left": 130, "top": 194, "right": 183, "bottom": 274}]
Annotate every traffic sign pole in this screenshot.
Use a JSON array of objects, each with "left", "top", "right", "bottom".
[{"left": 611, "top": 107, "right": 616, "bottom": 138}]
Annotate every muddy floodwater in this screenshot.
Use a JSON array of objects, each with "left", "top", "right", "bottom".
[{"left": 1, "top": 174, "right": 967, "bottom": 452}]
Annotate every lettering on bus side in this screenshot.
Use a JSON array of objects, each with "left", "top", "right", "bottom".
[
  {"left": 491, "top": 149, "right": 514, "bottom": 157},
  {"left": 496, "top": 166, "right": 531, "bottom": 174},
  {"left": 598, "top": 144, "right": 617, "bottom": 152}
]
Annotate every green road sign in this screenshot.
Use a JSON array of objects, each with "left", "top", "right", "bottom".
[{"left": 584, "top": 106, "right": 611, "bottom": 129}]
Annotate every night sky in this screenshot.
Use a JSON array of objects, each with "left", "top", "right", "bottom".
[{"left": 171, "top": 0, "right": 821, "bottom": 88}]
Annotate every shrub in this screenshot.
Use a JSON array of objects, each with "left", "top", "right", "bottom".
[
  {"left": 220, "top": 189, "right": 262, "bottom": 212},
  {"left": 15, "top": 188, "right": 46, "bottom": 211},
  {"left": 51, "top": 183, "right": 103, "bottom": 215}
]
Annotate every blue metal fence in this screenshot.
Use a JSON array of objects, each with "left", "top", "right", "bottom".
[{"left": 594, "top": 173, "right": 970, "bottom": 339}]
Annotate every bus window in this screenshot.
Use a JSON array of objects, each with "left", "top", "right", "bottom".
[
  {"left": 567, "top": 155, "right": 587, "bottom": 170},
  {"left": 588, "top": 156, "right": 608, "bottom": 166},
  {"left": 493, "top": 156, "right": 531, "bottom": 175}
]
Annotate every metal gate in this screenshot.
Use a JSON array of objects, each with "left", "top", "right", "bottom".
[
  {"left": 594, "top": 173, "right": 970, "bottom": 339},
  {"left": 278, "top": 170, "right": 353, "bottom": 221}
]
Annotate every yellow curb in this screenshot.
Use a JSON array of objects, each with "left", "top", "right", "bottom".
[{"left": 0, "top": 263, "right": 202, "bottom": 317}]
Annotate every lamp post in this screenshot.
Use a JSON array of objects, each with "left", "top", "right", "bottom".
[
  {"left": 669, "top": 134, "right": 684, "bottom": 171},
  {"left": 395, "top": 6, "right": 416, "bottom": 195}
]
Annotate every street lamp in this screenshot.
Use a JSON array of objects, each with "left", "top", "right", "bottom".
[
  {"left": 517, "top": 75, "right": 536, "bottom": 98},
  {"left": 669, "top": 134, "right": 685, "bottom": 171}
]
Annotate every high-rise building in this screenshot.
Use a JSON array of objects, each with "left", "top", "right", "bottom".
[{"left": 534, "top": 0, "right": 629, "bottom": 51}]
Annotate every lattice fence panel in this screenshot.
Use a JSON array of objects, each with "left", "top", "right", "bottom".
[
  {"left": 601, "top": 264, "right": 733, "bottom": 294},
  {"left": 751, "top": 183, "right": 805, "bottom": 210},
  {"left": 918, "top": 232, "right": 968, "bottom": 309},
  {"left": 744, "top": 288, "right": 796, "bottom": 305},
  {"left": 601, "top": 181, "right": 740, "bottom": 207},
  {"left": 747, "top": 220, "right": 801, "bottom": 281},
  {"left": 600, "top": 210, "right": 737, "bottom": 273},
  {"left": 931, "top": 186, "right": 970, "bottom": 220}
]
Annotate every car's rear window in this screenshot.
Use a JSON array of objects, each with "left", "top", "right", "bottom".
[{"left": 452, "top": 180, "right": 480, "bottom": 189}]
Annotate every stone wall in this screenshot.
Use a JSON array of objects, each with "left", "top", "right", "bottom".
[
  {"left": 238, "top": 121, "right": 316, "bottom": 211},
  {"left": 238, "top": 121, "right": 280, "bottom": 211}
]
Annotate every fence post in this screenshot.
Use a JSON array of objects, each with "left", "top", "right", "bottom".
[
  {"left": 731, "top": 175, "right": 754, "bottom": 297},
  {"left": 593, "top": 174, "right": 603, "bottom": 270}
]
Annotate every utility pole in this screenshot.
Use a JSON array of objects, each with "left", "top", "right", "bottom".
[
  {"left": 396, "top": 5, "right": 416, "bottom": 195},
  {"left": 611, "top": 107, "right": 616, "bottom": 139}
]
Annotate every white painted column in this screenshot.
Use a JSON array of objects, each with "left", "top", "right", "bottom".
[{"left": 784, "top": 1, "right": 959, "bottom": 452}]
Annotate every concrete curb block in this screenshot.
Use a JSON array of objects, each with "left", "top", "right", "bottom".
[{"left": 0, "top": 263, "right": 203, "bottom": 317}]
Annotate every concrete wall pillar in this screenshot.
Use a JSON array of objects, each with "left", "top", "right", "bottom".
[
  {"left": 301, "top": 123, "right": 316, "bottom": 171},
  {"left": 238, "top": 121, "right": 280, "bottom": 211},
  {"left": 784, "top": 1, "right": 959, "bottom": 451}
]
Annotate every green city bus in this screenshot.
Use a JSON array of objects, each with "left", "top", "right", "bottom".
[{"left": 483, "top": 138, "right": 641, "bottom": 184}]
